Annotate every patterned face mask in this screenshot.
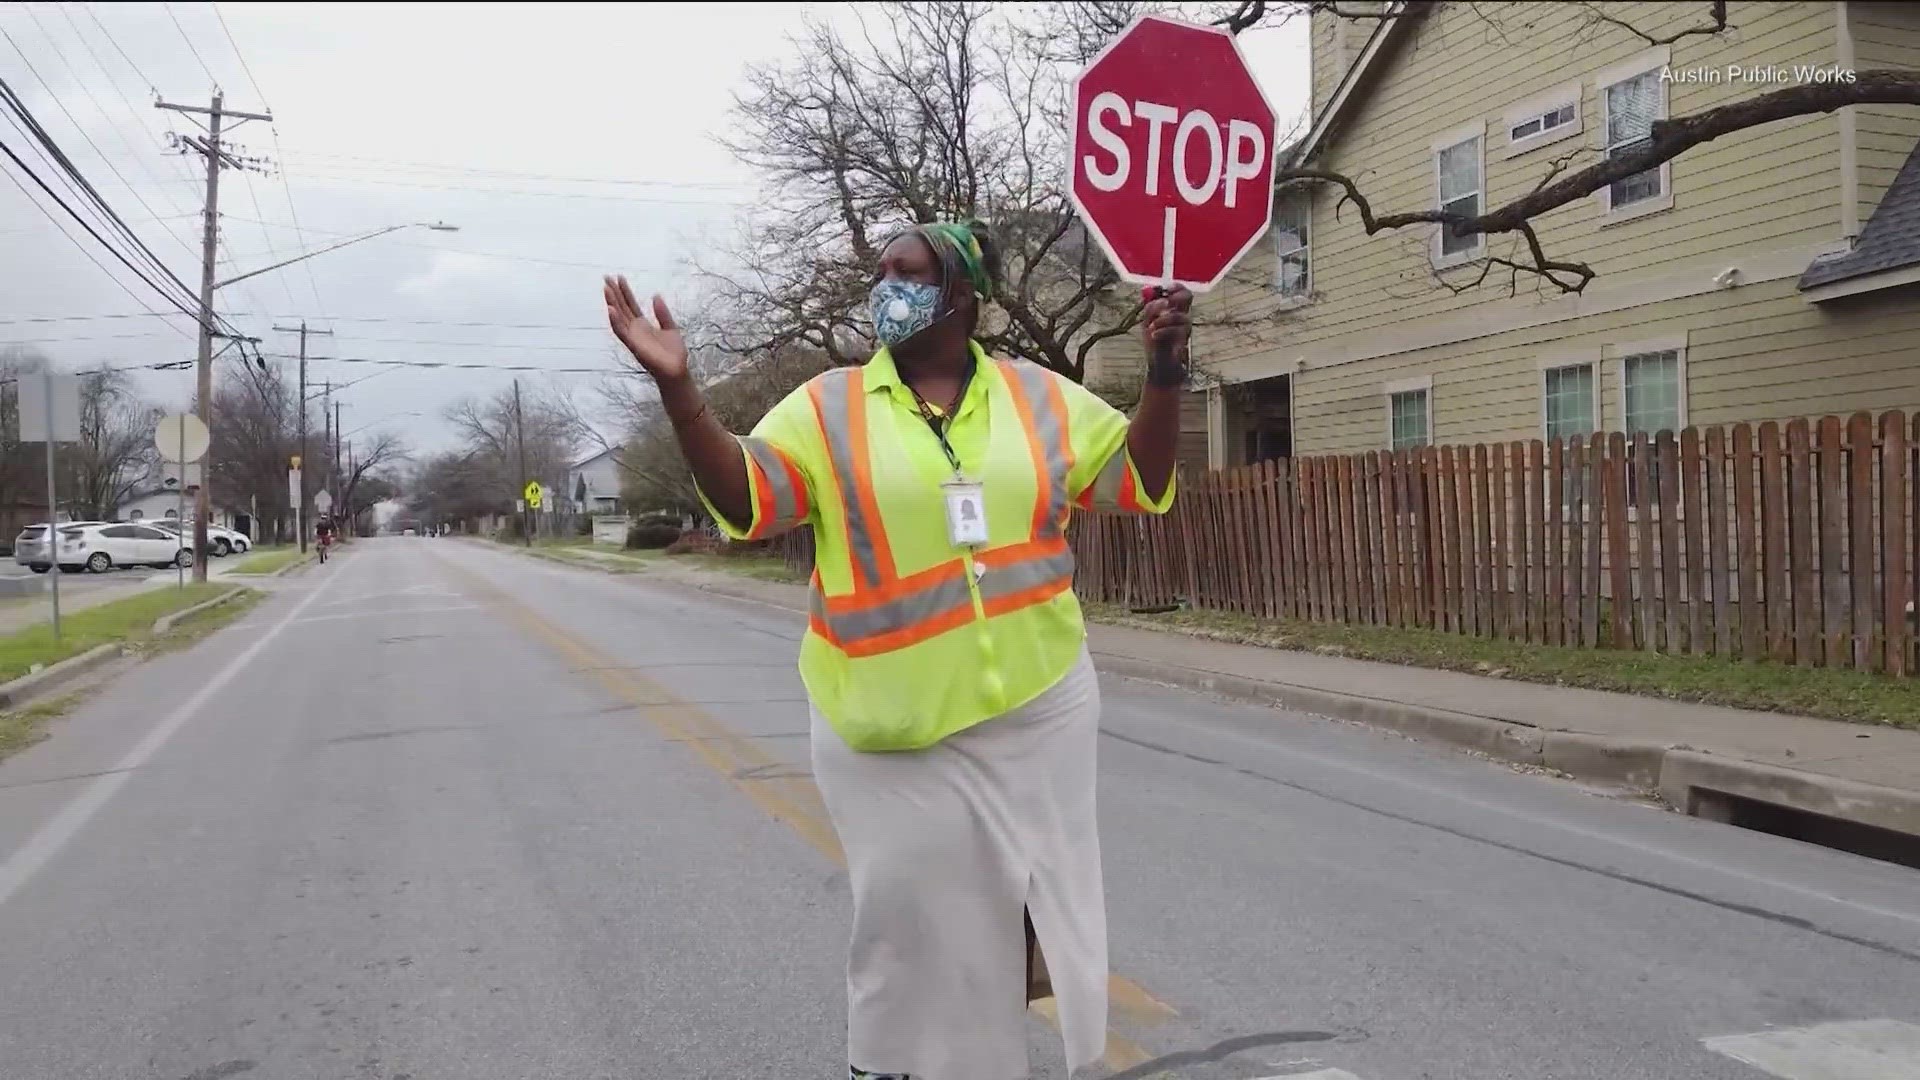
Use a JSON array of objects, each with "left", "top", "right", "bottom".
[{"left": 869, "top": 278, "right": 942, "bottom": 347}]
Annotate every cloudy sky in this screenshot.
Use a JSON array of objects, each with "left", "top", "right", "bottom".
[{"left": 1, "top": 1, "right": 1308, "bottom": 457}]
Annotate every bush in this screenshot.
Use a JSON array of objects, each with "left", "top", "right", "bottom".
[
  {"left": 665, "top": 530, "right": 721, "bottom": 555},
  {"left": 626, "top": 511, "right": 682, "bottom": 550}
]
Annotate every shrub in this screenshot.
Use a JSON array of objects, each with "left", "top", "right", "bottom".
[{"left": 626, "top": 512, "right": 682, "bottom": 550}]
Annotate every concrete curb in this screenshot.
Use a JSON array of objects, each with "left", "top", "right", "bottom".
[
  {"left": 0, "top": 643, "right": 124, "bottom": 710},
  {"left": 637, "top": 566, "right": 1920, "bottom": 840},
  {"left": 151, "top": 587, "right": 247, "bottom": 633},
  {"left": 268, "top": 551, "right": 318, "bottom": 577}
]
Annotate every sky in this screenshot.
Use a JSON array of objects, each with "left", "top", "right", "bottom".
[{"left": 1, "top": 1, "right": 1309, "bottom": 460}]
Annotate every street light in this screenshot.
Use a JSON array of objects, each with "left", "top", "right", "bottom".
[
  {"left": 186, "top": 220, "right": 459, "bottom": 581},
  {"left": 213, "top": 222, "right": 460, "bottom": 292}
]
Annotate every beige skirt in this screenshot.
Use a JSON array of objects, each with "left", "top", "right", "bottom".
[{"left": 811, "top": 648, "right": 1106, "bottom": 1080}]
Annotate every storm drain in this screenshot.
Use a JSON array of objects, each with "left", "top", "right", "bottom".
[{"left": 1688, "top": 788, "right": 1920, "bottom": 871}]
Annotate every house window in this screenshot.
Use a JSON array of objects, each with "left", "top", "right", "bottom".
[
  {"left": 1274, "top": 193, "right": 1310, "bottom": 298},
  {"left": 1385, "top": 377, "right": 1432, "bottom": 450},
  {"left": 1542, "top": 363, "right": 1596, "bottom": 441},
  {"left": 1603, "top": 67, "right": 1665, "bottom": 211},
  {"left": 1622, "top": 349, "right": 1684, "bottom": 436},
  {"left": 1435, "top": 133, "right": 1483, "bottom": 261},
  {"left": 1510, "top": 102, "right": 1576, "bottom": 145}
]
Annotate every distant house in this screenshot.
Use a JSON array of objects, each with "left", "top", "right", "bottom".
[
  {"left": 115, "top": 477, "right": 241, "bottom": 530},
  {"left": 1198, "top": 0, "right": 1920, "bottom": 465},
  {"left": 566, "top": 446, "right": 626, "bottom": 516}
]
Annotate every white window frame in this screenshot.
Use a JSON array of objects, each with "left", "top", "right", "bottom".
[
  {"left": 1537, "top": 353, "right": 1601, "bottom": 441},
  {"left": 1383, "top": 374, "right": 1434, "bottom": 451},
  {"left": 1614, "top": 335, "right": 1690, "bottom": 436},
  {"left": 1503, "top": 80, "right": 1583, "bottom": 157},
  {"left": 1595, "top": 46, "right": 1674, "bottom": 223},
  {"left": 1431, "top": 121, "right": 1486, "bottom": 268},
  {"left": 1273, "top": 187, "right": 1312, "bottom": 304}
]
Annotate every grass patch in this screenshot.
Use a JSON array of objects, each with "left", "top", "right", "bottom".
[
  {"left": 228, "top": 546, "right": 307, "bottom": 576},
  {"left": 0, "top": 583, "right": 239, "bottom": 683},
  {"left": 1083, "top": 603, "right": 1920, "bottom": 731},
  {"left": 0, "top": 693, "right": 80, "bottom": 762},
  {"left": 663, "top": 551, "right": 804, "bottom": 583},
  {"left": 140, "top": 588, "right": 262, "bottom": 657}
]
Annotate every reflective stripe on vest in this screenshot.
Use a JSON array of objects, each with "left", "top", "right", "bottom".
[
  {"left": 1073, "top": 447, "right": 1144, "bottom": 513},
  {"left": 740, "top": 435, "right": 810, "bottom": 539},
  {"left": 804, "top": 361, "right": 1076, "bottom": 658}
]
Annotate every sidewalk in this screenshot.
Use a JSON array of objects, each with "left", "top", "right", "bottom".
[
  {"left": 623, "top": 558, "right": 1920, "bottom": 842},
  {"left": 0, "top": 564, "right": 242, "bottom": 637}
]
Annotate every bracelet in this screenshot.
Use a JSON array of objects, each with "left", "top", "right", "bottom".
[{"left": 1145, "top": 360, "right": 1188, "bottom": 388}]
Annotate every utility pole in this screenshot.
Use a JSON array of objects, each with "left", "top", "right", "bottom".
[
  {"left": 158, "top": 91, "right": 272, "bottom": 584},
  {"left": 321, "top": 379, "right": 332, "bottom": 529},
  {"left": 274, "top": 322, "right": 331, "bottom": 553},
  {"left": 334, "top": 398, "right": 342, "bottom": 524},
  {"left": 513, "top": 378, "right": 530, "bottom": 547}
]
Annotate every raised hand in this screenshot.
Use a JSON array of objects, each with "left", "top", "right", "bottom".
[
  {"left": 1141, "top": 285, "right": 1193, "bottom": 361},
  {"left": 603, "top": 275, "right": 689, "bottom": 383}
]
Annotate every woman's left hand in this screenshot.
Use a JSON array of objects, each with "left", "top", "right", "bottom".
[
  {"left": 1141, "top": 285, "right": 1193, "bottom": 379},
  {"left": 1143, "top": 285, "right": 1193, "bottom": 356}
]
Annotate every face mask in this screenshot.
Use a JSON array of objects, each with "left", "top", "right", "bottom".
[{"left": 870, "top": 278, "right": 943, "bottom": 348}]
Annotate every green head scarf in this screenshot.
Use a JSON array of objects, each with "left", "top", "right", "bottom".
[{"left": 915, "top": 221, "right": 994, "bottom": 302}]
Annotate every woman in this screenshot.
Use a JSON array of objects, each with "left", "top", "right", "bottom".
[{"left": 603, "top": 220, "right": 1188, "bottom": 1080}]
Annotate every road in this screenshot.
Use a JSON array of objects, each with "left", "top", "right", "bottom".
[{"left": 0, "top": 538, "right": 1915, "bottom": 1080}]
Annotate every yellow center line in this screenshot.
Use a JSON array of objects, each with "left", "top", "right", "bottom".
[{"left": 445, "top": 558, "right": 1174, "bottom": 1071}]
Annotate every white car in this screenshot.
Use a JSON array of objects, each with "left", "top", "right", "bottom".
[
  {"left": 49, "top": 523, "right": 194, "bottom": 573},
  {"left": 13, "top": 522, "right": 109, "bottom": 571},
  {"left": 148, "top": 519, "right": 251, "bottom": 557}
]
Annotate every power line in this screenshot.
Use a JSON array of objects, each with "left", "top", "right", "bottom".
[
  {"left": 215, "top": 213, "right": 678, "bottom": 273},
  {"left": 290, "top": 170, "right": 751, "bottom": 206},
  {"left": 0, "top": 134, "right": 208, "bottom": 332},
  {"left": 0, "top": 311, "right": 611, "bottom": 332},
  {"left": 84, "top": 8, "right": 159, "bottom": 92},
  {"left": 211, "top": 3, "right": 268, "bottom": 105},
  {"left": 0, "top": 158, "right": 186, "bottom": 332},
  {"left": 163, "top": 2, "right": 220, "bottom": 87},
  {"left": 273, "top": 150, "right": 754, "bottom": 191},
  {"left": 0, "top": 39, "right": 201, "bottom": 306},
  {"left": 279, "top": 352, "right": 641, "bottom": 376}
]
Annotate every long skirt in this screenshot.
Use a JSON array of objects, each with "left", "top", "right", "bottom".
[{"left": 811, "top": 648, "right": 1107, "bottom": 1080}]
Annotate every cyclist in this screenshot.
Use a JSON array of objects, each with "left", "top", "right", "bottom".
[{"left": 315, "top": 516, "right": 334, "bottom": 563}]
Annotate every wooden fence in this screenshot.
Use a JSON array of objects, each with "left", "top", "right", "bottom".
[{"left": 769, "top": 410, "right": 1920, "bottom": 676}]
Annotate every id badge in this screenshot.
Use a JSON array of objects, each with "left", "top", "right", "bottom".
[{"left": 942, "top": 479, "right": 990, "bottom": 548}]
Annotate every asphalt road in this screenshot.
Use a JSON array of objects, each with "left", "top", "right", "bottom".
[{"left": 0, "top": 538, "right": 1916, "bottom": 1080}]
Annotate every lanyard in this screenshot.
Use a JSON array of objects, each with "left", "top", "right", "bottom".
[{"left": 908, "top": 362, "right": 974, "bottom": 477}]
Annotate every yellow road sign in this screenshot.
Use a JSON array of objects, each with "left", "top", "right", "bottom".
[{"left": 524, "top": 480, "right": 544, "bottom": 509}]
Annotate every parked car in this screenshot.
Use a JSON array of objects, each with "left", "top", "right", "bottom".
[
  {"left": 27, "top": 523, "right": 194, "bottom": 573},
  {"left": 148, "top": 519, "right": 251, "bottom": 556},
  {"left": 14, "top": 522, "right": 110, "bottom": 571}
]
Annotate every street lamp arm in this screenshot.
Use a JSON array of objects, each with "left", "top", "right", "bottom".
[{"left": 212, "top": 222, "right": 457, "bottom": 292}]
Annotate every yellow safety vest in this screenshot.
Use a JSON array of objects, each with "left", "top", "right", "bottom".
[{"left": 702, "top": 342, "right": 1174, "bottom": 751}]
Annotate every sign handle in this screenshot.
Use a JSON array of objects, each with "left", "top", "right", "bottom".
[{"left": 1160, "top": 206, "right": 1177, "bottom": 287}]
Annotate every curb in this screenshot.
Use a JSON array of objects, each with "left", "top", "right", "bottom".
[
  {"left": 269, "top": 552, "right": 318, "bottom": 577},
  {"left": 0, "top": 643, "right": 124, "bottom": 710},
  {"left": 151, "top": 587, "right": 247, "bottom": 633},
  {"left": 636, "top": 567, "right": 1920, "bottom": 841}
]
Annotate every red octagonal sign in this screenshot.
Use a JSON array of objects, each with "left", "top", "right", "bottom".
[{"left": 1069, "top": 14, "right": 1279, "bottom": 292}]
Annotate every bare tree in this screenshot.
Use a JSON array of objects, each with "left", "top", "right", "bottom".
[
  {"left": 1218, "top": 0, "right": 1920, "bottom": 293},
  {"left": 442, "top": 384, "right": 586, "bottom": 515},
  {"left": 617, "top": 345, "right": 833, "bottom": 515},
  {"left": 208, "top": 361, "right": 297, "bottom": 534},
  {"left": 706, "top": 1, "right": 1156, "bottom": 382},
  {"left": 70, "top": 366, "right": 161, "bottom": 521},
  {"left": 337, "top": 432, "right": 408, "bottom": 532}
]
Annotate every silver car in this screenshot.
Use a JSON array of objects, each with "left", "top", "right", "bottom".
[{"left": 148, "top": 519, "right": 251, "bottom": 557}]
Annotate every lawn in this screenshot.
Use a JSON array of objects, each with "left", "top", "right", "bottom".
[
  {"left": 228, "top": 546, "right": 307, "bottom": 575},
  {"left": 1082, "top": 602, "right": 1920, "bottom": 731},
  {"left": 0, "top": 583, "right": 242, "bottom": 684}
]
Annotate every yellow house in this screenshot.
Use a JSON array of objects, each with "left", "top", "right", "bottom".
[{"left": 1199, "top": 0, "right": 1920, "bottom": 465}]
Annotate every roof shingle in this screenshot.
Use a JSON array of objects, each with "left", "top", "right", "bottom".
[{"left": 1800, "top": 139, "right": 1920, "bottom": 290}]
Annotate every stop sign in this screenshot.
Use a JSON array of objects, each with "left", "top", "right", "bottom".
[{"left": 1069, "top": 14, "right": 1279, "bottom": 292}]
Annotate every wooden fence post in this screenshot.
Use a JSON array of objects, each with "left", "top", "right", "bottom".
[
  {"left": 1848, "top": 412, "right": 1877, "bottom": 671},
  {"left": 1883, "top": 412, "right": 1910, "bottom": 676}
]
